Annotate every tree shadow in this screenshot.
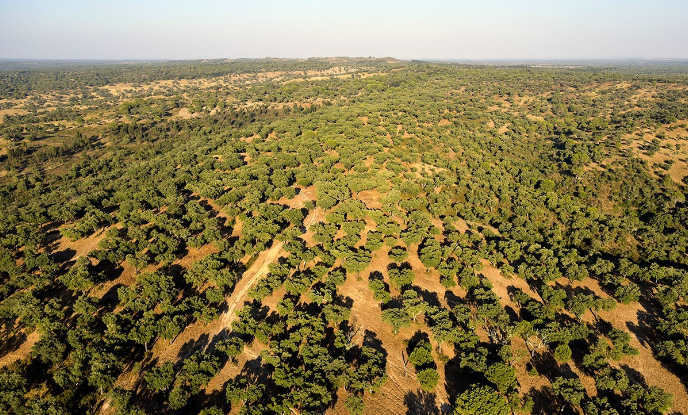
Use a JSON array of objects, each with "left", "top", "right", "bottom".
[
  {"left": 415, "top": 286, "right": 442, "bottom": 309},
  {"left": 404, "top": 390, "right": 440, "bottom": 415},
  {"left": 527, "top": 385, "right": 559, "bottom": 415},
  {"left": 406, "top": 330, "right": 431, "bottom": 356},
  {"left": 626, "top": 319, "right": 652, "bottom": 349},
  {"left": 443, "top": 290, "right": 465, "bottom": 309},
  {"left": 554, "top": 281, "right": 596, "bottom": 297},
  {"left": 206, "top": 328, "right": 232, "bottom": 355},
  {"left": 369, "top": 270, "right": 385, "bottom": 281},
  {"left": 178, "top": 333, "right": 210, "bottom": 359},
  {"left": 531, "top": 351, "right": 572, "bottom": 382},
  {"left": 93, "top": 258, "right": 124, "bottom": 281},
  {"left": 0, "top": 330, "right": 27, "bottom": 358},
  {"left": 388, "top": 261, "right": 413, "bottom": 272},
  {"left": 620, "top": 363, "right": 649, "bottom": 388},
  {"left": 443, "top": 353, "right": 480, "bottom": 404},
  {"left": 334, "top": 293, "right": 354, "bottom": 309},
  {"left": 590, "top": 318, "right": 614, "bottom": 337},
  {"left": 51, "top": 247, "right": 76, "bottom": 263},
  {"left": 636, "top": 283, "right": 660, "bottom": 320},
  {"left": 100, "top": 282, "right": 123, "bottom": 309},
  {"left": 503, "top": 304, "right": 519, "bottom": 322},
  {"left": 165, "top": 263, "right": 186, "bottom": 279},
  {"left": 188, "top": 389, "right": 227, "bottom": 415},
  {"left": 197, "top": 198, "right": 236, "bottom": 237}
]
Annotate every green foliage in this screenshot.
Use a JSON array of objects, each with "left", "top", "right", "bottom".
[
  {"left": 144, "top": 362, "right": 175, "bottom": 391},
  {"left": 388, "top": 265, "right": 415, "bottom": 290},
  {"left": 485, "top": 362, "right": 517, "bottom": 394},
  {"left": 59, "top": 257, "right": 102, "bottom": 294},
  {"left": 216, "top": 337, "right": 245, "bottom": 362},
  {"left": 345, "top": 395, "right": 365, "bottom": 415},
  {"left": 409, "top": 340, "right": 434, "bottom": 367},
  {"left": 368, "top": 278, "right": 392, "bottom": 304},
  {"left": 554, "top": 343, "right": 573, "bottom": 363},
  {"left": 382, "top": 308, "right": 411, "bottom": 334},
  {"left": 614, "top": 283, "right": 641, "bottom": 304},
  {"left": 454, "top": 384, "right": 509, "bottom": 415},
  {"left": 552, "top": 376, "right": 585, "bottom": 409},
  {"left": 388, "top": 245, "right": 408, "bottom": 262},
  {"left": 416, "top": 368, "right": 439, "bottom": 392}
]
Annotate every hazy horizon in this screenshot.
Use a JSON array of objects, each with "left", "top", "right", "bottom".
[{"left": 2, "top": 0, "right": 687, "bottom": 61}]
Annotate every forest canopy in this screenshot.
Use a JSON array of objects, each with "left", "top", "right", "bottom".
[{"left": 0, "top": 57, "right": 687, "bottom": 414}]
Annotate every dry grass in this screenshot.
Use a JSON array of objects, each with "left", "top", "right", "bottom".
[{"left": 0, "top": 108, "right": 29, "bottom": 121}]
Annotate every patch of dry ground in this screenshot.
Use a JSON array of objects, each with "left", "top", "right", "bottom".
[
  {"left": 0, "top": 331, "right": 40, "bottom": 369},
  {"left": 54, "top": 225, "right": 111, "bottom": 260},
  {"left": 571, "top": 279, "right": 688, "bottom": 413},
  {"left": 0, "top": 108, "right": 29, "bottom": 121},
  {"left": 480, "top": 265, "right": 688, "bottom": 414}
]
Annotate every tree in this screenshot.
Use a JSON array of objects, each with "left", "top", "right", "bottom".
[
  {"left": 388, "top": 245, "right": 408, "bottom": 262},
  {"left": 125, "top": 251, "right": 149, "bottom": 273},
  {"left": 552, "top": 376, "right": 585, "bottom": 413},
  {"left": 583, "top": 397, "right": 620, "bottom": 415},
  {"left": 88, "top": 351, "right": 122, "bottom": 395},
  {"left": 403, "top": 290, "right": 428, "bottom": 322},
  {"left": 388, "top": 265, "right": 415, "bottom": 290},
  {"left": 642, "top": 385, "right": 673, "bottom": 414},
  {"left": 349, "top": 346, "right": 388, "bottom": 394},
  {"left": 129, "top": 311, "right": 157, "bottom": 352},
  {"left": 216, "top": 337, "right": 244, "bottom": 363},
  {"left": 608, "top": 329, "right": 638, "bottom": 360},
  {"left": 109, "top": 387, "right": 143, "bottom": 415},
  {"left": 343, "top": 249, "right": 372, "bottom": 277},
  {"left": 417, "top": 368, "right": 439, "bottom": 392},
  {"left": 158, "top": 314, "right": 184, "bottom": 344},
  {"left": 382, "top": 308, "right": 411, "bottom": 334},
  {"left": 554, "top": 343, "right": 572, "bottom": 363},
  {"left": 198, "top": 407, "right": 224, "bottom": 415},
  {"left": 614, "top": 283, "right": 640, "bottom": 304},
  {"left": 485, "top": 362, "right": 517, "bottom": 394},
  {"left": 567, "top": 293, "right": 595, "bottom": 320},
  {"left": 368, "top": 278, "right": 391, "bottom": 304},
  {"left": 409, "top": 340, "right": 434, "bottom": 367},
  {"left": 454, "top": 384, "right": 509, "bottom": 415},
  {"left": 168, "top": 385, "right": 188, "bottom": 410},
  {"left": 345, "top": 395, "right": 365, "bottom": 415},
  {"left": 419, "top": 239, "right": 442, "bottom": 271},
  {"left": 144, "top": 362, "right": 175, "bottom": 391},
  {"left": 60, "top": 257, "right": 99, "bottom": 295}
]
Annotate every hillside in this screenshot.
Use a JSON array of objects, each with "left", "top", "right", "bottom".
[{"left": 1, "top": 58, "right": 688, "bottom": 415}]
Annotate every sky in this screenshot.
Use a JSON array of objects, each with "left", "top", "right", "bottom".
[{"left": 1, "top": 0, "right": 687, "bottom": 60}]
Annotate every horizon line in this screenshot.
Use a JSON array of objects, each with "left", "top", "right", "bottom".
[{"left": 2, "top": 56, "right": 688, "bottom": 63}]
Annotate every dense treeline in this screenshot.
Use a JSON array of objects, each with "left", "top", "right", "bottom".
[
  {"left": 0, "top": 57, "right": 400, "bottom": 99},
  {"left": 0, "top": 58, "right": 687, "bottom": 414}
]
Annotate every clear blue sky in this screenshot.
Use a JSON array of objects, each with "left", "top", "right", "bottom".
[{"left": 1, "top": 0, "right": 686, "bottom": 60}]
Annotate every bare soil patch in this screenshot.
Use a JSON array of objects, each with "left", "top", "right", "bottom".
[{"left": 0, "top": 331, "right": 40, "bottom": 369}]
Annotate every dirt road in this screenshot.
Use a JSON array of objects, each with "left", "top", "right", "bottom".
[{"left": 218, "top": 240, "right": 284, "bottom": 330}]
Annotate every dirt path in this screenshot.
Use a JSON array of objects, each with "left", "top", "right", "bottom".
[
  {"left": 217, "top": 240, "right": 285, "bottom": 331},
  {"left": 214, "top": 208, "right": 320, "bottom": 335}
]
